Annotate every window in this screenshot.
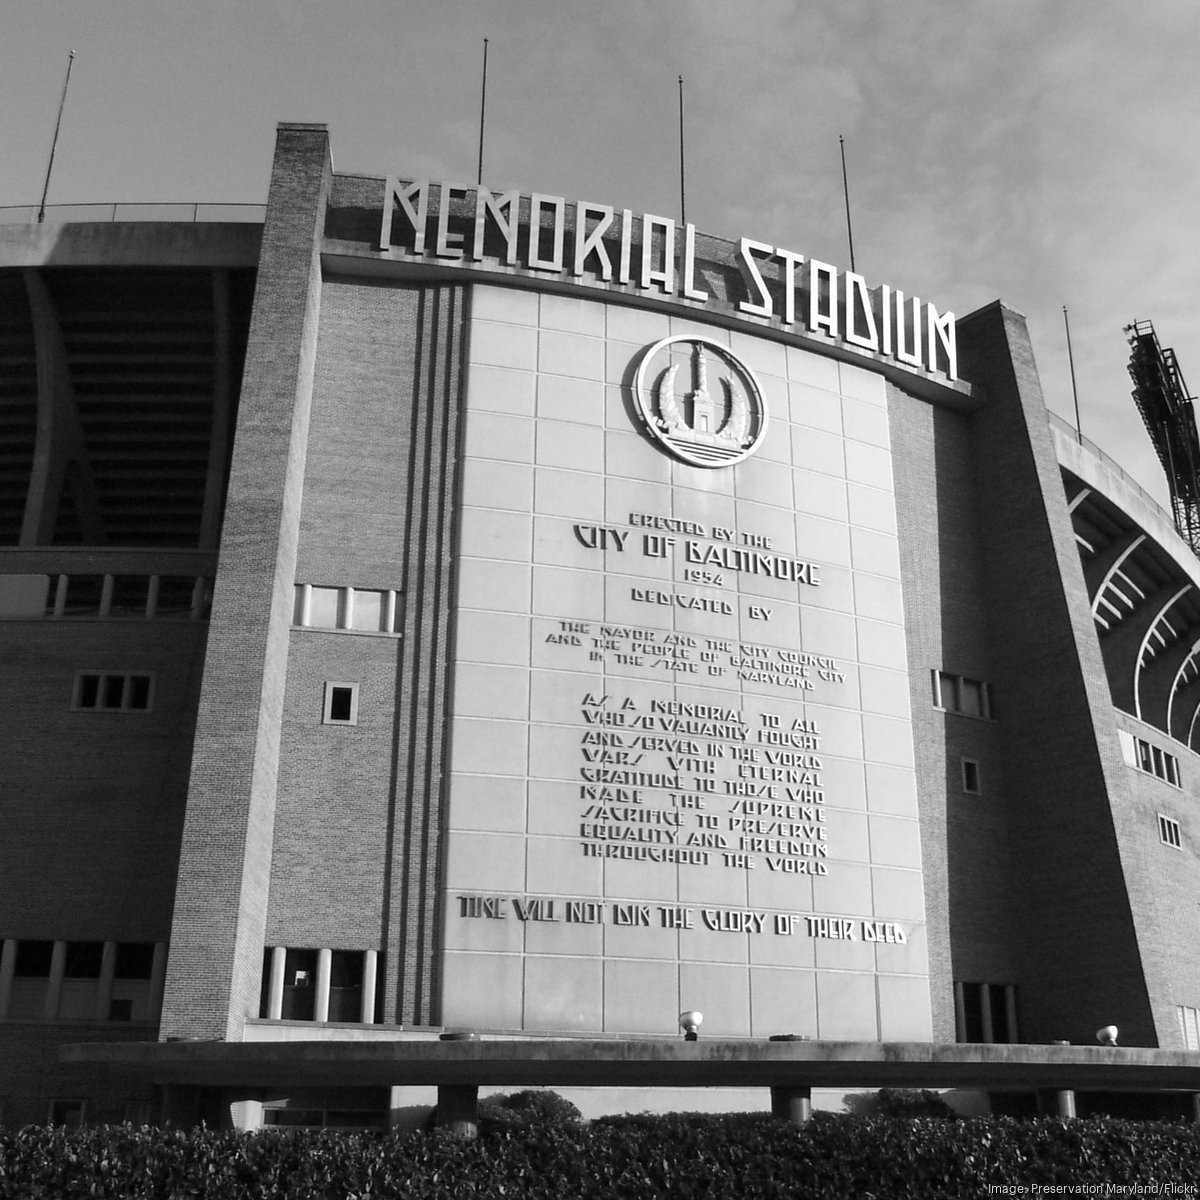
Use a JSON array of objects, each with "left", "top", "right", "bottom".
[
  {"left": 932, "top": 670, "right": 993, "bottom": 719},
  {"left": 961, "top": 758, "right": 982, "bottom": 795},
  {"left": 1, "top": 939, "right": 160, "bottom": 1024},
  {"left": 1179, "top": 1005, "right": 1200, "bottom": 1050},
  {"left": 1118, "top": 730, "right": 1181, "bottom": 786},
  {"left": 47, "top": 1099, "right": 85, "bottom": 1128},
  {"left": 8, "top": 941, "right": 53, "bottom": 1019},
  {"left": 955, "top": 981, "right": 1018, "bottom": 1043},
  {"left": 259, "top": 947, "right": 380, "bottom": 1024},
  {"left": 294, "top": 585, "right": 401, "bottom": 635},
  {"left": 323, "top": 682, "right": 359, "bottom": 726},
  {"left": 20, "top": 573, "right": 211, "bottom": 621},
  {"left": 72, "top": 672, "right": 154, "bottom": 712},
  {"left": 1158, "top": 814, "right": 1182, "bottom": 849}
]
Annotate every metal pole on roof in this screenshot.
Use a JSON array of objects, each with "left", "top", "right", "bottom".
[
  {"left": 678, "top": 75, "right": 687, "bottom": 228},
  {"left": 477, "top": 38, "right": 489, "bottom": 186},
  {"left": 38, "top": 50, "right": 75, "bottom": 224},
  {"left": 839, "top": 134, "right": 856, "bottom": 274},
  {"left": 1064, "top": 306, "right": 1082, "bottom": 442}
]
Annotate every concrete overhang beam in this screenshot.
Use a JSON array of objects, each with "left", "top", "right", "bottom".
[{"left": 61, "top": 1038, "right": 1200, "bottom": 1094}]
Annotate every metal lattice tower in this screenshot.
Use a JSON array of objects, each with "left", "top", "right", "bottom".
[{"left": 1127, "top": 319, "right": 1200, "bottom": 555}]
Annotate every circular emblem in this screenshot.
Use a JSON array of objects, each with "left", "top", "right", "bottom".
[{"left": 633, "top": 335, "right": 768, "bottom": 467}]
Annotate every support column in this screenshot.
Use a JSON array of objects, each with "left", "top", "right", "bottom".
[
  {"left": 361, "top": 950, "right": 378, "bottom": 1024},
  {"left": 436, "top": 1085, "right": 479, "bottom": 1138},
  {"left": 770, "top": 1085, "right": 812, "bottom": 1126},
  {"left": 21, "top": 270, "right": 104, "bottom": 546},
  {"left": 953, "top": 981, "right": 967, "bottom": 1042},
  {"left": 267, "top": 947, "right": 286, "bottom": 1020},
  {"left": 148, "top": 942, "right": 168, "bottom": 1025},
  {"left": 1055, "top": 1090, "right": 1076, "bottom": 1118},
  {"left": 93, "top": 940, "right": 117, "bottom": 1022},
  {"left": 159, "top": 123, "right": 333, "bottom": 1043},
  {"left": 980, "top": 983, "right": 995, "bottom": 1042},
  {"left": 1004, "top": 985, "right": 1019, "bottom": 1042},
  {"left": 0, "top": 939, "right": 16, "bottom": 1019},
  {"left": 314, "top": 948, "right": 332, "bottom": 1022},
  {"left": 44, "top": 940, "right": 67, "bottom": 1020}
]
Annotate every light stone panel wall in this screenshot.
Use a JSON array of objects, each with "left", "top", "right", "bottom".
[{"left": 440, "top": 284, "right": 930, "bottom": 1041}]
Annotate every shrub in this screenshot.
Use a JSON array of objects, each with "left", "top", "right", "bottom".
[
  {"left": 844, "top": 1087, "right": 958, "bottom": 1120},
  {"left": 3, "top": 1113, "right": 1200, "bottom": 1198},
  {"left": 478, "top": 1088, "right": 583, "bottom": 1133}
]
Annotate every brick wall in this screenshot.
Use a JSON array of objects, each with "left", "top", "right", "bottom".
[
  {"left": 954, "top": 302, "right": 1160, "bottom": 1045},
  {"left": 160, "top": 124, "right": 332, "bottom": 1042}
]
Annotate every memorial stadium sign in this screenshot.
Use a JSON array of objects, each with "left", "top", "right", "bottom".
[{"left": 378, "top": 179, "right": 958, "bottom": 381}]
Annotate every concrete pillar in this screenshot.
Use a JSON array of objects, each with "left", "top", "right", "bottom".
[
  {"left": 1051, "top": 1089, "right": 1076, "bottom": 1118},
  {"left": 979, "top": 983, "right": 994, "bottom": 1043},
  {"left": 436, "top": 1085, "right": 479, "bottom": 1138},
  {"left": 770, "top": 1086, "right": 812, "bottom": 1125},
  {"left": 147, "top": 574, "right": 160, "bottom": 619},
  {"left": 361, "top": 950, "right": 378, "bottom": 1024},
  {"left": 44, "top": 940, "right": 67, "bottom": 1019},
  {"left": 93, "top": 941, "right": 117, "bottom": 1022},
  {"left": 159, "top": 1085, "right": 201, "bottom": 1128},
  {"left": 149, "top": 942, "right": 168, "bottom": 1024},
  {"left": 953, "top": 981, "right": 967, "bottom": 1041},
  {"left": 267, "top": 947, "right": 286, "bottom": 1019},
  {"left": 158, "top": 122, "right": 333, "bottom": 1044},
  {"left": 315, "top": 948, "right": 332, "bottom": 1022},
  {"left": 1191, "top": 1093, "right": 1200, "bottom": 1124},
  {"left": 0, "top": 939, "right": 16, "bottom": 1019},
  {"left": 1004, "top": 985, "right": 1019, "bottom": 1043}
]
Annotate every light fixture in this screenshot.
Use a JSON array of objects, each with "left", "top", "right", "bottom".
[
  {"left": 679, "top": 1010, "right": 703, "bottom": 1041},
  {"left": 1095, "top": 1025, "right": 1118, "bottom": 1046}
]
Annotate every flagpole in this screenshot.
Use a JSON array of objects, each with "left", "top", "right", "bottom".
[
  {"left": 839, "top": 134, "right": 856, "bottom": 273},
  {"left": 477, "top": 39, "right": 489, "bottom": 186},
  {"left": 38, "top": 51, "right": 76, "bottom": 223},
  {"left": 678, "top": 75, "right": 687, "bottom": 228}
]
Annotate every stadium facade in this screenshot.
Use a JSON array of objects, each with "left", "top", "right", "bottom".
[{"left": 2, "top": 123, "right": 1199, "bottom": 1127}]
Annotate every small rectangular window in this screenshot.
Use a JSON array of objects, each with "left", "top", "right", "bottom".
[
  {"left": 1159, "top": 814, "right": 1182, "bottom": 849},
  {"left": 323, "top": 682, "right": 359, "bottom": 726},
  {"left": 103, "top": 674, "right": 126, "bottom": 709},
  {"left": 1179, "top": 1005, "right": 1200, "bottom": 1051},
  {"left": 47, "top": 1099, "right": 85, "bottom": 1128},
  {"left": 72, "top": 672, "right": 153, "bottom": 712},
  {"left": 154, "top": 576, "right": 197, "bottom": 617},
  {"left": 14, "top": 940, "right": 54, "bottom": 977},
  {"left": 351, "top": 589, "right": 387, "bottom": 632},
  {"left": 76, "top": 674, "right": 100, "bottom": 709},
  {"left": 955, "top": 980, "right": 1018, "bottom": 1044},
  {"left": 115, "top": 942, "right": 155, "bottom": 980},
  {"left": 309, "top": 587, "right": 341, "bottom": 629},
  {"left": 961, "top": 758, "right": 981, "bottom": 795},
  {"left": 62, "top": 576, "right": 104, "bottom": 616},
  {"left": 109, "top": 576, "right": 149, "bottom": 618},
  {"left": 1129, "top": 735, "right": 1181, "bottom": 786},
  {"left": 932, "top": 670, "right": 992, "bottom": 719},
  {"left": 294, "top": 584, "right": 401, "bottom": 635},
  {"left": 64, "top": 941, "right": 103, "bottom": 978}
]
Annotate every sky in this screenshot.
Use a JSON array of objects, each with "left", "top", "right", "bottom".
[{"left": 3, "top": 0, "right": 1197, "bottom": 509}]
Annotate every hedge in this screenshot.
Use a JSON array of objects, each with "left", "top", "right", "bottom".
[{"left": 3, "top": 1112, "right": 1200, "bottom": 1198}]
